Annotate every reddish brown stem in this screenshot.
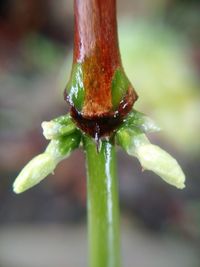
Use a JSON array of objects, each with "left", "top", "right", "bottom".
[
  {"left": 74, "top": 0, "right": 120, "bottom": 65},
  {"left": 74, "top": 0, "right": 121, "bottom": 117},
  {"left": 66, "top": 0, "right": 137, "bottom": 139}
]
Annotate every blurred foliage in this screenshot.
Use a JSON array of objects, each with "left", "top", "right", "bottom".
[
  {"left": 0, "top": 34, "right": 65, "bottom": 136},
  {"left": 22, "top": 35, "right": 65, "bottom": 73},
  {"left": 118, "top": 19, "right": 200, "bottom": 155}
]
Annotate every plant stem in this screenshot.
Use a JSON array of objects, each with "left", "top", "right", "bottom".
[
  {"left": 83, "top": 136, "right": 120, "bottom": 267},
  {"left": 67, "top": 0, "right": 137, "bottom": 139},
  {"left": 73, "top": 0, "right": 121, "bottom": 117}
]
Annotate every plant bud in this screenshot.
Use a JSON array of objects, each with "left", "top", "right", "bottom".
[
  {"left": 13, "top": 153, "right": 56, "bottom": 194},
  {"left": 41, "top": 115, "right": 76, "bottom": 140},
  {"left": 13, "top": 132, "right": 81, "bottom": 194},
  {"left": 136, "top": 144, "right": 185, "bottom": 189},
  {"left": 124, "top": 109, "right": 161, "bottom": 133},
  {"left": 116, "top": 125, "right": 185, "bottom": 189}
]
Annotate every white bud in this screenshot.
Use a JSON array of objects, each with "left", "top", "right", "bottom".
[
  {"left": 136, "top": 144, "right": 185, "bottom": 189},
  {"left": 41, "top": 121, "right": 62, "bottom": 140},
  {"left": 117, "top": 127, "right": 186, "bottom": 189},
  {"left": 139, "top": 115, "right": 161, "bottom": 133},
  {"left": 13, "top": 153, "right": 56, "bottom": 194},
  {"left": 13, "top": 132, "right": 81, "bottom": 194}
]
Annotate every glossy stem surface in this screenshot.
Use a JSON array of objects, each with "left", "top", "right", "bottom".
[
  {"left": 73, "top": 0, "right": 121, "bottom": 117},
  {"left": 74, "top": 0, "right": 120, "bottom": 65},
  {"left": 84, "top": 136, "right": 120, "bottom": 267}
]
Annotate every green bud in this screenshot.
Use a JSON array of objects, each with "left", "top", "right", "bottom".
[
  {"left": 116, "top": 127, "right": 149, "bottom": 156},
  {"left": 45, "top": 133, "right": 81, "bottom": 161},
  {"left": 13, "top": 132, "right": 81, "bottom": 194},
  {"left": 116, "top": 127, "right": 185, "bottom": 189},
  {"left": 42, "top": 115, "right": 76, "bottom": 140},
  {"left": 123, "top": 109, "right": 161, "bottom": 133},
  {"left": 53, "top": 114, "right": 72, "bottom": 124}
]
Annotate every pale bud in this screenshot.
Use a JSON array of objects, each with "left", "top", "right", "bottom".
[
  {"left": 136, "top": 144, "right": 185, "bottom": 189},
  {"left": 13, "top": 153, "right": 56, "bottom": 194},
  {"left": 13, "top": 132, "right": 81, "bottom": 194},
  {"left": 116, "top": 127, "right": 185, "bottom": 189}
]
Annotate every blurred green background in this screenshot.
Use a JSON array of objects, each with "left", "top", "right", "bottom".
[{"left": 0, "top": 0, "right": 200, "bottom": 266}]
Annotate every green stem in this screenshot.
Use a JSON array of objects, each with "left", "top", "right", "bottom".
[{"left": 83, "top": 136, "right": 121, "bottom": 267}]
